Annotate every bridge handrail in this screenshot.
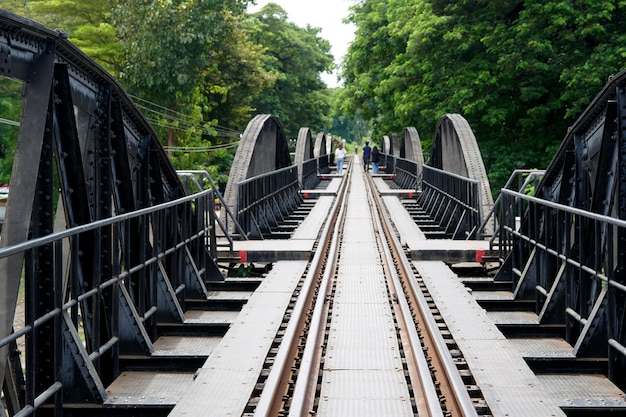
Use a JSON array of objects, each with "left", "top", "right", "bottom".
[
  {"left": 420, "top": 165, "right": 483, "bottom": 239},
  {"left": 497, "top": 187, "right": 626, "bottom": 357},
  {"left": 393, "top": 156, "right": 420, "bottom": 190},
  {"left": 301, "top": 158, "right": 320, "bottom": 190},
  {"left": 177, "top": 170, "right": 248, "bottom": 249},
  {"left": 236, "top": 165, "right": 301, "bottom": 238},
  {"left": 380, "top": 152, "right": 396, "bottom": 174},
  {"left": 478, "top": 169, "right": 545, "bottom": 242},
  {"left": 0, "top": 189, "right": 215, "bottom": 258},
  {"left": 0, "top": 188, "right": 220, "bottom": 413}
]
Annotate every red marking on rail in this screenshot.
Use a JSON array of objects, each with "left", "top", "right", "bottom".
[
  {"left": 322, "top": 175, "right": 327, "bottom": 180},
  {"left": 475, "top": 249, "right": 485, "bottom": 263},
  {"left": 304, "top": 191, "right": 309, "bottom": 199},
  {"left": 408, "top": 191, "right": 414, "bottom": 199},
  {"left": 239, "top": 250, "right": 248, "bottom": 263}
]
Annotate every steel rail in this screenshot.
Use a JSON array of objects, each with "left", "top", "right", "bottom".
[
  {"left": 253, "top": 164, "right": 352, "bottom": 417},
  {"left": 286, "top": 167, "right": 353, "bottom": 416},
  {"left": 363, "top": 172, "right": 443, "bottom": 416},
  {"left": 365, "top": 174, "right": 479, "bottom": 417}
]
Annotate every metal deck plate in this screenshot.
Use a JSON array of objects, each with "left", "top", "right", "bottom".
[
  {"left": 169, "top": 261, "right": 308, "bottom": 417},
  {"left": 415, "top": 260, "right": 567, "bottom": 417},
  {"left": 219, "top": 239, "right": 315, "bottom": 262},
  {"left": 537, "top": 374, "right": 626, "bottom": 408},
  {"left": 508, "top": 337, "right": 575, "bottom": 358},
  {"left": 104, "top": 371, "right": 193, "bottom": 406},
  {"left": 487, "top": 310, "right": 539, "bottom": 325},
  {"left": 317, "top": 170, "right": 413, "bottom": 417},
  {"left": 184, "top": 309, "right": 239, "bottom": 324},
  {"left": 382, "top": 195, "right": 427, "bottom": 242},
  {"left": 291, "top": 195, "right": 334, "bottom": 240},
  {"left": 317, "top": 370, "right": 414, "bottom": 416},
  {"left": 206, "top": 290, "right": 252, "bottom": 301},
  {"left": 151, "top": 336, "right": 221, "bottom": 357},
  {"left": 472, "top": 290, "right": 515, "bottom": 301}
]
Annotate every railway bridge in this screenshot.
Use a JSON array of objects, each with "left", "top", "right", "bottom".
[{"left": 1, "top": 9, "right": 626, "bottom": 417}]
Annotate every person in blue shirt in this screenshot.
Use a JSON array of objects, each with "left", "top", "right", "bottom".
[
  {"left": 371, "top": 146, "right": 380, "bottom": 174},
  {"left": 362, "top": 141, "right": 371, "bottom": 172}
]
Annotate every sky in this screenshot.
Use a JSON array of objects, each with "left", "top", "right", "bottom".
[{"left": 247, "top": 0, "right": 356, "bottom": 88}]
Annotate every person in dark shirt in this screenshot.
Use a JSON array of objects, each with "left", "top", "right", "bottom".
[
  {"left": 371, "top": 146, "right": 380, "bottom": 174},
  {"left": 362, "top": 141, "right": 371, "bottom": 172}
]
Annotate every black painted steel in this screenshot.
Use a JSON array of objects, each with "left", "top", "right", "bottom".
[
  {"left": 0, "top": 10, "right": 224, "bottom": 415},
  {"left": 418, "top": 166, "right": 482, "bottom": 239},
  {"left": 0, "top": 189, "right": 218, "bottom": 414},
  {"left": 493, "top": 68, "right": 626, "bottom": 389},
  {"left": 236, "top": 165, "right": 301, "bottom": 239},
  {"left": 222, "top": 115, "right": 303, "bottom": 238},
  {"left": 429, "top": 114, "right": 494, "bottom": 229},
  {"left": 295, "top": 128, "right": 321, "bottom": 190}
]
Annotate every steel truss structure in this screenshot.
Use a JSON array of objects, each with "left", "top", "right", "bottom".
[
  {"left": 223, "top": 115, "right": 302, "bottom": 239},
  {"left": 495, "top": 68, "right": 626, "bottom": 388},
  {"left": 0, "top": 10, "right": 223, "bottom": 415}
]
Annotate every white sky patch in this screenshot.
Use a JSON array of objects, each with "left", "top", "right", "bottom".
[{"left": 248, "top": 0, "right": 356, "bottom": 88}]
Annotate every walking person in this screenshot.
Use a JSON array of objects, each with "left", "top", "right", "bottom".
[
  {"left": 335, "top": 142, "right": 347, "bottom": 174},
  {"left": 371, "top": 146, "right": 380, "bottom": 174},
  {"left": 362, "top": 141, "right": 371, "bottom": 172}
]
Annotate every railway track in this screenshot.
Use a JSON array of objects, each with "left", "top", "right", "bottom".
[{"left": 247, "top": 162, "right": 491, "bottom": 416}]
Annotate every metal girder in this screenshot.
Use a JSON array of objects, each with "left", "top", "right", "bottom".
[
  {"left": 429, "top": 114, "right": 494, "bottom": 224},
  {"left": 224, "top": 115, "right": 301, "bottom": 238},
  {"left": 313, "top": 132, "right": 330, "bottom": 174},
  {"left": 495, "top": 69, "right": 626, "bottom": 387},
  {"left": 400, "top": 127, "right": 425, "bottom": 174},
  {"left": 295, "top": 127, "right": 317, "bottom": 188},
  {"left": 0, "top": 10, "right": 223, "bottom": 414}
]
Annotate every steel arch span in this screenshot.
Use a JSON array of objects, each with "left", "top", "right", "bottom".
[
  {"left": 401, "top": 127, "right": 425, "bottom": 174},
  {"left": 429, "top": 113, "right": 495, "bottom": 219},
  {"left": 223, "top": 114, "right": 291, "bottom": 214},
  {"left": 222, "top": 114, "right": 300, "bottom": 238},
  {"left": 314, "top": 131, "right": 330, "bottom": 174}
]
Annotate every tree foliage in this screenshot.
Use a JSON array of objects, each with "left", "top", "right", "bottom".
[
  {"left": 0, "top": 79, "right": 23, "bottom": 185},
  {"left": 1, "top": 1, "right": 338, "bottom": 185},
  {"left": 342, "top": 0, "right": 626, "bottom": 189},
  {"left": 248, "top": 3, "right": 334, "bottom": 137}
]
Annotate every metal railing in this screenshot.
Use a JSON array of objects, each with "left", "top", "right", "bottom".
[
  {"left": 418, "top": 165, "right": 482, "bottom": 239},
  {"left": 0, "top": 189, "right": 220, "bottom": 415},
  {"left": 318, "top": 153, "right": 331, "bottom": 175},
  {"left": 301, "top": 158, "right": 321, "bottom": 189},
  {"left": 381, "top": 153, "right": 396, "bottom": 174},
  {"left": 495, "top": 187, "right": 626, "bottom": 377},
  {"left": 177, "top": 170, "right": 247, "bottom": 250},
  {"left": 393, "top": 157, "right": 420, "bottom": 189},
  {"left": 236, "top": 165, "right": 302, "bottom": 239},
  {"left": 477, "top": 169, "right": 545, "bottom": 244}
]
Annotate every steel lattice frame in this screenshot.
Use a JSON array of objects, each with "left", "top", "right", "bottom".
[
  {"left": 0, "top": 10, "right": 222, "bottom": 413},
  {"left": 495, "top": 69, "right": 626, "bottom": 386},
  {"left": 429, "top": 114, "right": 495, "bottom": 230},
  {"left": 313, "top": 131, "right": 330, "bottom": 174},
  {"left": 295, "top": 127, "right": 319, "bottom": 189},
  {"left": 223, "top": 114, "right": 298, "bottom": 237}
]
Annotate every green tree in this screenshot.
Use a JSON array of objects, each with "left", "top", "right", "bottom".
[
  {"left": 0, "top": 78, "right": 24, "bottom": 184},
  {"left": 342, "top": 0, "right": 626, "bottom": 190},
  {"left": 12, "top": 0, "right": 122, "bottom": 73},
  {"left": 248, "top": 3, "right": 334, "bottom": 137}
]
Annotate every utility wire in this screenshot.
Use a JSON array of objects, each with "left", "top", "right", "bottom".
[
  {"left": 0, "top": 117, "right": 20, "bottom": 127},
  {"left": 130, "top": 94, "right": 242, "bottom": 137}
]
